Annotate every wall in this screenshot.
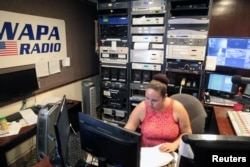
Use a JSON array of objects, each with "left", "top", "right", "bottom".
[
  {"left": 0, "top": 0, "right": 99, "bottom": 97},
  {"left": 0, "top": 80, "right": 83, "bottom": 117},
  {"left": 0, "top": 0, "right": 99, "bottom": 165},
  {"left": 209, "top": 0, "right": 250, "bottom": 37}
]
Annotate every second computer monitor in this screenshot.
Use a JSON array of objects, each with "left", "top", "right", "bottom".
[
  {"left": 181, "top": 134, "right": 250, "bottom": 167},
  {"left": 78, "top": 113, "right": 141, "bottom": 167},
  {"left": 53, "top": 95, "right": 71, "bottom": 166},
  {"left": 205, "top": 72, "right": 237, "bottom": 97}
]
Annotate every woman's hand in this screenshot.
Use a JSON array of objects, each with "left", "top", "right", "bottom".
[{"left": 159, "top": 142, "right": 178, "bottom": 153}]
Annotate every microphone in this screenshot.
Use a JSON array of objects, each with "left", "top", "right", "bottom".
[{"left": 232, "top": 75, "right": 250, "bottom": 84}]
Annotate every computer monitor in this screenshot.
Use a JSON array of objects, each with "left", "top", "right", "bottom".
[
  {"left": 181, "top": 134, "right": 250, "bottom": 167},
  {"left": 52, "top": 95, "right": 71, "bottom": 166},
  {"left": 205, "top": 72, "right": 237, "bottom": 97},
  {"left": 78, "top": 113, "right": 141, "bottom": 167},
  {"left": 207, "top": 37, "right": 250, "bottom": 70},
  {"left": 36, "top": 103, "right": 60, "bottom": 161},
  {"left": 0, "top": 67, "right": 39, "bottom": 102}
]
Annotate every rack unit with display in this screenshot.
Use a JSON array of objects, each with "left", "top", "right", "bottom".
[
  {"left": 129, "top": 0, "right": 168, "bottom": 111},
  {"left": 96, "top": 0, "right": 214, "bottom": 125},
  {"left": 165, "top": 0, "right": 213, "bottom": 99},
  {"left": 97, "top": 0, "right": 131, "bottom": 125}
]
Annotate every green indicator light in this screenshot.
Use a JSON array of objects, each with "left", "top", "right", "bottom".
[{"left": 103, "top": 18, "right": 108, "bottom": 22}]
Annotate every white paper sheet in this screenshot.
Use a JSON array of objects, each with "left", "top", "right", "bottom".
[
  {"left": 205, "top": 56, "right": 217, "bottom": 71},
  {"left": 178, "top": 139, "right": 194, "bottom": 159},
  {"left": 19, "top": 108, "right": 38, "bottom": 125},
  {"left": 62, "top": 57, "right": 70, "bottom": 67},
  {"left": 36, "top": 59, "right": 49, "bottom": 77},
  {"left": 49, "top": 58, "right": 61, "bottom": 74},
  {"left": 140, "top": 144, "right": 174, "bottom": 167},
  {"left": 0, "top": 122, "right": 22, "bottom": 137}
]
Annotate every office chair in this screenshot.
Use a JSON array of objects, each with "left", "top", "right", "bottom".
[
  {"left": 170, "top": 93, "right": 208, "bottom": 167},
  {"left": 170, "top": 93, "right": 207, "bottom": 134}
]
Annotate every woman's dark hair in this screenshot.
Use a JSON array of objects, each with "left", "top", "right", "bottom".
[
  {"left": 152, "top": 73, "right": 169, "bottom": 86},
  {"left": 147, "top": 73, "right": 169, "bottom": 97}
]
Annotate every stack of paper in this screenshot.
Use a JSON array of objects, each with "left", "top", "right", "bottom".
[{"left": 140, "top": 144, "right": 175, "bottom": 167}]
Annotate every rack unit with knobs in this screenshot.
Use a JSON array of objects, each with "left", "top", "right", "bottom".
[
  {"left": 97, "top": 0, "right": 131, "bottom": 125},
  {"left": 165, "top": 0, "right": 213, "bottom": 99},
  {"left": 96, "top": 0, "right": 213, "bottom": 124},
  {"left": 129, "top": 0, "right": 168, "bottom": 111}
]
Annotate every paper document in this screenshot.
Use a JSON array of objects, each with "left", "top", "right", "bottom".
[
  {"left": 205, "top": 56, "right": 217, "bottom": 71},
  {"left": 178, "top": 139, "right": 194, "bottom": 159},
  {"left": 19, "top": 108, "right": 38, "bottom": 125},
  {"left": 0, "top": 122, "right": 22, "bottom": 137},
  {"left": 140, "top": 144, "right": 174, "bottom": 167}
]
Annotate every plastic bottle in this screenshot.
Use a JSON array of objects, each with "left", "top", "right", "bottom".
[{"left": 0, "top": 117, "right": 8, "bottom": 131}]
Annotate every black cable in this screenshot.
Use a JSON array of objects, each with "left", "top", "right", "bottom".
[{"left": 20, "top": 97, "right": 27, "bottom": 110}]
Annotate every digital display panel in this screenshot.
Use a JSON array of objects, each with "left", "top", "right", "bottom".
[{"left": 207, "top": 37, "right": 250, "bottom": 70}]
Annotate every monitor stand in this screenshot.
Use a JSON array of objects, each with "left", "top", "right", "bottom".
[
  {"left": 98, "top": 157, "right": 122, "bottom": 167},
  {"left": 49, "top": 145, "right": 63, "bottom": 167},
  {"left": 49, "top": 154, "right": 63, "bottom": 167},
  {"left": 98, "top": 157, "right": 108, "bottom": 167}
]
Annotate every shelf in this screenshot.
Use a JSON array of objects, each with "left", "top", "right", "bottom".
[
  {"left": 169, "top": 0, "right": 211, "bottom": 16},
  {"left": 166, "top": 68, "right": 202, "bottom": 74},
  {"left": 168, "top": 84, "right": 199, "bottom": 91}
]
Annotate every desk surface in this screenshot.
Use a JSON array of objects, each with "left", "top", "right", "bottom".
[
  {"left": 213, "top": 106, "right": 236, "bottom": 136},
  {"left": 0, "top": 125, "right": 36, "bottom": 145},
  {"left": 33, "top": 156, "right": 96, "bottom": 167},
  {"left": 0, "top": 99, "right": 81, "bottom": 167},
  {"left": 0, "top": 125, "right": 36, "bottom": 167}
]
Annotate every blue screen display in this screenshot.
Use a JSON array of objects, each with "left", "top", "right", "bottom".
[
  {"left": 208, "top": 73, "right": 234, "bottom": 93},
  {"left": 207, "top": 37, "right": 250, "bottom": 69}
]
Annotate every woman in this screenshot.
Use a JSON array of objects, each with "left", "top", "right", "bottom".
[{"left": 125, "top": 73, "right": 192, "bottom": 152}]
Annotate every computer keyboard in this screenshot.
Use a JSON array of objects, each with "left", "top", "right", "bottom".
[
  {"left": 227, "top": 111, "right": 250, "bottom": 136},
  {"left": 207, "top": 96, "right": 237, "bottom": 107},
  {"left": 6, "top": 112, "right": 23, "bottom": 122}
]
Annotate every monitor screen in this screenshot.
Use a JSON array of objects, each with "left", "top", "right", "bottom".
[
  {"left": 0, "top": 68, "right": 39, "bottom": 102},
  {"left": 53, "top": 95, "right": 71, "bottom": 166},
  {"left": 205, "top": 72, "right": 237, "bottom": 96},
  {"left": 207, "top": 37, "right": 250, "bottom": 70},
  {"left": 181, "top": 134, "right": 250, "bottom": 167},
  {"left": 78, "top": 113, "right": 141, "bottom": 167}
]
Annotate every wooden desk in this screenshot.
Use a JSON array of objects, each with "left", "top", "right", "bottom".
[
  {"left": 33, "top": 156, "right": 95, "bottom": 167},
  {"left": 213, "top": 106, "right": 236, "bottom": 136},
  {"left": 0, "top": 125, "right": 36, "bottom": 167},
  {"left": 0, "top": 99, "right": 82, "bottom": 167}
]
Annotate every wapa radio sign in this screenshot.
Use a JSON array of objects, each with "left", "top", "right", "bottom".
[{"left": 0, "top": 10, "right": 67, "bottom": 68}]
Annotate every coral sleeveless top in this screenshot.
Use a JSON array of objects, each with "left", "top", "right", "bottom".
[{"left": 141, "top": 99, "right": 180, "bottom": 147}]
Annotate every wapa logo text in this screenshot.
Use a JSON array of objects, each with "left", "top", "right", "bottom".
[{"left": 0, "top": 22, "right": 61, "bottom": 56}]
